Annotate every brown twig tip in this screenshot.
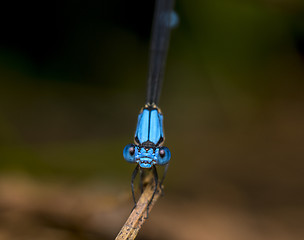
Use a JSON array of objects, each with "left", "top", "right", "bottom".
[{"left": 115, "top": 176, "right": 162, "bottom": 240}]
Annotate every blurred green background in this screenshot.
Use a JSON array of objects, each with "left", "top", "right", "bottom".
[{"left": 0, "top": 0, "right": 304, "bottom": 239}]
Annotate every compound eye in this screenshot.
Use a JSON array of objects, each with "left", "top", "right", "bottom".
[
  {"left": 123, "top": 144, "right": 136, "bottom": 163},
  {"left": 159, "top": 148, "right": 166, "bottom": 158},
  {"left": 158, "top": 147, "right": 171, "bottom": 165},
  {"left": 129, "top": 145, "right": 135, "bottom": 155}
]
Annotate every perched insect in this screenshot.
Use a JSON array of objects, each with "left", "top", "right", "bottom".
[
  {"left": 123, "top": 104, "right": 171, "bottom": 169},
  {"left": 123, "top": 103, "right": 171, "bottom": 213},
  {"left": 123, "top": 0, "right": 177, "bottom": 214}
]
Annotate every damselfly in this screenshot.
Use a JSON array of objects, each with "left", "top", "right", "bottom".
[{"left": 123, "top": 0, "right": 177, "bottom": 211}]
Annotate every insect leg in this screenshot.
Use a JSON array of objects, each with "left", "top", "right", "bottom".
[
  {"left": 131, "top": 165, "right": 139, "bottom": 207},
  {"left": 139, "top": 168, "right": 144, "bottom": 194},
  {"left": 146, "top": 165, "right": 158, "bottom": 218},
  {"left": 159, "top": 163, "right": 169, "bottom": 196}
]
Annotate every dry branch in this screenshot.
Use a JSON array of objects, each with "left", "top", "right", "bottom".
[{"left": 115, "top": 175, "right": 161, "bottom": 240}]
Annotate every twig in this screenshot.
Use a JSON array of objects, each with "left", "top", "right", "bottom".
[{"left": 115, "top": 174, "right": 161, "bottom": 240}]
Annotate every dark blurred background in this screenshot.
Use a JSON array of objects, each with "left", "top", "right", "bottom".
[{"left": 0, "top": 0, "right": 304, "bottom": 239}]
